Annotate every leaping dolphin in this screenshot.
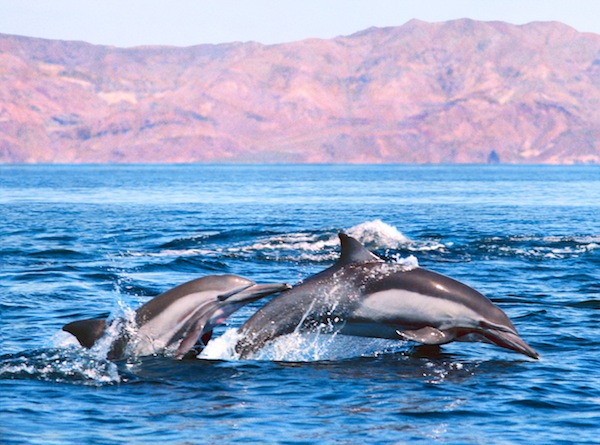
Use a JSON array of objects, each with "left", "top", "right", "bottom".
[
  {"left": 235, "top": 234, "right": 539, "bottom": 360},
  {"left": 63, "top": 274, "right": 290, "bottom": 360}
]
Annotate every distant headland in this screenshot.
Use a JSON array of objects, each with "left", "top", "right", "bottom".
[{"left": 1, "top": 19, "right": 599, "bottom": 164}]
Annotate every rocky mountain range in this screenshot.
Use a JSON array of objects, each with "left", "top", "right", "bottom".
[{"left": 1, "top": 19, "right": 600, "bottom": 164}]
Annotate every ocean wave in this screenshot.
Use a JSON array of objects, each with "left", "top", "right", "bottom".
[
  {"left": 226, "top": 232, "right": 341, "bottom": 263},
  {"left": 117, "top": 227, "right": 598, "bottom": 272},
  {"left": 477, "top": 235, "right": 600, "bottom": 260},
  {"left": 157, "top": 234, "right": 213, "bottom": 250},
  {"left": 222, "top": 219, "right": 444, "bottom": 263},
  {"left": 346, "top": 219, "right": 448, "bottom": 253},
  {"left": 27, "top": 248, "right": 91, "bottom": 259},
  {"left": 346, "top": 219, "right": 410, "bottom": 248},
  {"left": 116, "top": 220, "right": 445, "bottom": 266},
  {"left": 0, "top": 348, "right": 121, "bottom": 386},
  {"left": 125, "top": 248, "right": 213, "bottom": 258}
]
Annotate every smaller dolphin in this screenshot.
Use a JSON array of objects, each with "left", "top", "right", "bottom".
[
  {"left": 63, "top": 274, "right": 290, "bottom": 360},
  {"left": 236, "top": 234, "right": 539, "bottom": 359}
]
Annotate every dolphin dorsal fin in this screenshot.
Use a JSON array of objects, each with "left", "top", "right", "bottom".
[
  {"left": 336, "top": 233, "right": 382, "bottom": 267},
  {"left": 63, "top": 318, "right": 107, "bottom": 349}
]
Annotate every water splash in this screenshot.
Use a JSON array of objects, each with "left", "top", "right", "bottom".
[
  {"left": 200, "top": 328, "right": 408, "bottom": 362},
  {"left": 389, "top": 253, "right": 419, "bottom": 269},
  {"left": 346, "top": 219, "right": 410, "bottom": 248},
  {"left": 0, "top": 348, "right": 121, "bottom": 386},
  {"left": 85, "top": 300, "right": 186, "bottom": 360},
  {"left": 199, "top": 328, "right": 244, "bottom": 361},
  {"left": 346, "top": 220, "right": 447, "bottom": 253},
  {"left": 202, "top": 267, "right": 411, "bottom": 363},
  {"left": 253, "top": 333, "right": 408, "bottom": 362}
]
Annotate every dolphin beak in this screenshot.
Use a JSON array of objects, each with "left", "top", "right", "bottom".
[
  {"left": 484, "top": 328, "right": 540, "bottom": 359},
  {"left": 219, "top": 282, "right": 291, "bottom": 303}
]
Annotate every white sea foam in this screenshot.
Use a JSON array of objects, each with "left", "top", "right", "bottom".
[
  {"left": 488, "top": 234, "right": 600, "bottom": 260},
  {"left": 390, "top": 253, "right": 420, "bottom": 269},
  {"left": 346, "top": 219, "right": 447, "bottom": 253},
  {"left": 346, "top": 219, "right": 411, "bottom": 248},
  {"left": 121, "top": 220, "right": 444, "bottom": 263},
  {"left": 52, "top": 330, "right": 81, "bottom": 349},
  {"left": 0, "top": 347, "right": 121, "bottom": 385},
  {"left": 224, "top": 230, "right": 343, "bottom": 263},
  {"left": 250, "top": 333, "right": 407, "bottom": 362},
  {"left": 223, "top": 219, "right": 442, "bottom": 263},
  {"left": 200, "top": 328, "right": 407, "bottom": 362},
  {"left": 199, "top": 328, "right": 243, "bottom": 360}
]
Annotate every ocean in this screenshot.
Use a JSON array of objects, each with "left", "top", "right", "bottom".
[{"left": 1, "top": 164, "right": 599, "bottom": 444}]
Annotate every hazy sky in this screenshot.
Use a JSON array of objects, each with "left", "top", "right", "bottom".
[{"left": 1, "top": 0, "right": 599, "bottom": 47}]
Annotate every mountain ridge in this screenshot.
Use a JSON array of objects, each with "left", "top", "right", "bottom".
[{"left": 1, "top": 19, "right": 599, "bottom": 164}]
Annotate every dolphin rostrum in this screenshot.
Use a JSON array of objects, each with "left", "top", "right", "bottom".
[
  {"left": 235, "top": 233, "right": 539, "bottom": 360},
  {"left": 63, "top": 274, "right": 290, "bottom": 360}
]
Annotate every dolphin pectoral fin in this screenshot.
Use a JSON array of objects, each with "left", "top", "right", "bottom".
[
  {"left": 174, "top": 324, "right": 213, "bottom": 360},
  {"left": 174, "top": 330, "right": 202, "bottom": 359},
  {"left": 396, "top": 327, "right": 452, "bottom": 345},
  {"left": 179, "top": 332, "right": 212, "bottom": 360},
  {"left": 63, "top": 318, "right": 107, "bottom": 349}
]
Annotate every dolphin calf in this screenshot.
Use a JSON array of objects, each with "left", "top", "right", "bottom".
[
  {"left": 63, "top": 274, "right": 290, "bottom": 360},
  {"left": 235, "top": 233, "right": 539, "bottom": 359}
]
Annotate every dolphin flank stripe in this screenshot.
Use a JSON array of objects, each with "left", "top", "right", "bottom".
[{"left": 352, "top": 289, "right": 483, "bottom": 330}]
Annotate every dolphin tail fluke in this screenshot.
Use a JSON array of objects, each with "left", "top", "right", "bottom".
[
  {"left": 63, "top": 318, "right": 107, "bottom": 349},
  {"left": 482, "top": 328, "right": 540, "bottom": 359}
]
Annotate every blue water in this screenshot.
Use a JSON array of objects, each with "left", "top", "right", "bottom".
[{"left": 1, "top": 164, "right": 599, "bottom": 444}]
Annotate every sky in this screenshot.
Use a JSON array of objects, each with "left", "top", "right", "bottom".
[{"left": 0, "top": 0, "right": 599, "bottom": 47}]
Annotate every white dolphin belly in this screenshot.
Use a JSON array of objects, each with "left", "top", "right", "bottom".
[{"left": 350, "top": 289, "right": 483, "bottom": 331}]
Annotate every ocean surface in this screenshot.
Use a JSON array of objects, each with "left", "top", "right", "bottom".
[{"left": 1, "top": 164, "right": 599, "bottom": 444}]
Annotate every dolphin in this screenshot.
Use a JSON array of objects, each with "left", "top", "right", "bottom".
[
  {"left": 235, "top": 233, "right": 539, "bottom": 359},
  {"left": 63, "top": 274, "right": 290, "bottom": 360}
]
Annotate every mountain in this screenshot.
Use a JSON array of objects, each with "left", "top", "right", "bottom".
[{"left": 1, "top": 19, "right": 600, "bottom": 164}]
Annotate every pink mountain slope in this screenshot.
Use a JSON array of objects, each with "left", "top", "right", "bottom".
[{"left": 1, "top": 19, "right": 599, "bottom": 163}]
